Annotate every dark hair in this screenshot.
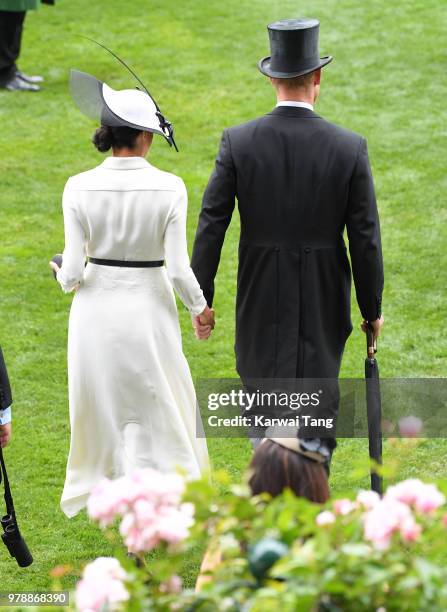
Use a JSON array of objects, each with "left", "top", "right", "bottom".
[
  {"left": 248, "top": 439, "right": 329, "bottom": 503},
  {"left": 92, "top": 125, "right": 143, "bottom": 153}
]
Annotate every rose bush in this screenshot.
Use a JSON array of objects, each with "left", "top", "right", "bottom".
[{"left": 70, "top": 468, "right": 447, "bottom": 611}]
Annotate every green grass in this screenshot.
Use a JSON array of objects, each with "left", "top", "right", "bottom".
[{"left": 0, "top": 0, "right": 446, "bottom": 595}]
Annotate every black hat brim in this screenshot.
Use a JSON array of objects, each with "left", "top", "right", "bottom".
[{"left": 257, "top": 55, "right": 333, "bottom": 79}]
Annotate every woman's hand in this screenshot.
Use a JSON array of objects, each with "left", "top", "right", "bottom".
[
  {"left": 192, "top": 306, "right": 215, "bottom": 340},
  {"left": 0, "top": 423, "right": 11, "bottom": 448},
  {"left": 49, "top": 260, "right": 60, "bottom": 276},
  {"left": 48, "top": 261, "right": 80, "bottom": 292}
]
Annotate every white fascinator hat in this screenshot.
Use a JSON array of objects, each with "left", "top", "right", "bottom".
[{"left": 70, "top": 40, "right": 178, "bottom": 150}]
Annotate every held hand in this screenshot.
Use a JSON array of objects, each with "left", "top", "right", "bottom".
[
  {"left": 0, "top": 423, "right": 11, "bottom": 448},
  {"left": 192, "top": 306, "right": 215, "bottom": 341},
  {"left": 361, "top": 315, "right": 384, "bottom": 340}
]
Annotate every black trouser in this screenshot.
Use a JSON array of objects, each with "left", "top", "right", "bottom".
[{"left": 0, "top": 11, "right": 26, "bottom": 85}]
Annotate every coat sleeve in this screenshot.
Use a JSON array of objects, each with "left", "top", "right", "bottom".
[
  {"left": 164, "top": 180, "right": 208, "bottom": 316},
  {"left": 346, "top": 138, "right": 384, "bottom": 321},
  {"left": 191, "top": 130, "right": 236, "bottom": 306},
  {"left": 0, "top": 347, "right": 12, "bottom": 412},
  {"left": 56, "top": 179, "right": 87, "bottom": 293}
]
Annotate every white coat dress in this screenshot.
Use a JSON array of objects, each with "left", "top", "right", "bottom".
[{"left": 57, "top": 156, "right": 210, "bottom": 518}]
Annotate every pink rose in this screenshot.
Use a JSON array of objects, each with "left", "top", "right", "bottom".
[
  {"left": 400, "top": 516, "right": 422, "bottom": 543},
  {"left": 386, "top": 478, "right": 425, "bottom": 506},
  {"left": 333, "top": 498, "right": 357, "bottom": 516},
  {"left": 363, "top": 498, "right": 411, "bottom": 550},
  {"left": 356, "top": 490, "right": 380, "bottom": 510},
  {"left": 413, "top": 484, "right": 445, "bottom": 514},
  {"left": 75, "top": 557, "right": 129, "bottom": 611},
  {"left": 387, "top": 479, "right": 445, "bottom": 514},
  {"left": 87, "top": 468, "right": 193, "bottom": 553}
]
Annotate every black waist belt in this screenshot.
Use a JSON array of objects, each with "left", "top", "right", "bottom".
[{"left": 88, "top": 257, "right": 164, "bottom": 268}]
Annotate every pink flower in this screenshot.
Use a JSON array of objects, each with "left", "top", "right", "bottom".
[
  {"left": 356, "top": 490, "right": 380, "bottom": 509},
  {"left": 118, "top": 501, "right": 194, "bottom": 553},
  {"left": 400, "top": 515, "right": 422, "bottom": 543},
  {"left": 333, "top": 498, "right": 357, "bottom": 516},
  {"left": 398, "top": 416, "right": 423, "bottom": 438},
  {"left": 413, "top": 484, "right": 445, "bottom": 514},
  {"left": 87, "top": 479, "right": 123, "bottom": 527},
  {"left": 87, "top": 468, "right": 193, "bottom": 553},
  {"left": 387, "top": 479, "right": 445, "bottom": 514},
  {"left": 363, "top": 498, "right": 411, "bottom": 550},
  {"left": 75, "top": 557, "right": 129, "bottom": 611},
  {"left": 316, "top": 510, "right": 336, "bottom": 526},
  {"left": 386, "top": 479, "right": 425, "bottom": 506},
  {"left": 156, "top": 504, "right": 195, "bottom": 546}
]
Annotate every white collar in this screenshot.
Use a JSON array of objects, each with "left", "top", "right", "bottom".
[
  {"left": 100, "top": 156, "right": 151, "bottom": 170},
  {"left": 276, "top": 100, "right": 314, "bottom": 111}
]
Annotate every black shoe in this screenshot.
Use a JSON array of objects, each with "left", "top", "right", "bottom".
[
  {"left": 16, "top": 70, "right": 44, "bottom": 84},
  {"left": 1, "top": 75, "right": 40, "bottom": 91}
]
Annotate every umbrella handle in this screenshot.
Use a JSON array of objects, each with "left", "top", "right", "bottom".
[{"left": 366, "top": 322, "right": 377, "bottom": 358}]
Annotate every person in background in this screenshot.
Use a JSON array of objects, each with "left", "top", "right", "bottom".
[
  {"left": 0, "top": 0, "right": 54, "bottom": 92},
  {"left": 196, "top": 428, "right": 330, "bottom": 590},
  {"left": 247, "top": 434, "right": 330, "bottom": 502},
  {"left": 0, "top": 347, "right": 13, "bottom": 448}
]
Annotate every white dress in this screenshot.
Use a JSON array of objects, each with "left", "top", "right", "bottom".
[{"left": 57, "top": 156, "right": 210, "bottom": 518}]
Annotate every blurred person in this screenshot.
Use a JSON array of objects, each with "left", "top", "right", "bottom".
[
  {"left": 196, "top": 428, "right": 330, "bottom": 590},
  {"left": 0, "top": 0, "right": 54, "bottom": 92},
  {"left": 0, "top": 347, "right": 13, "bottom": 448}
]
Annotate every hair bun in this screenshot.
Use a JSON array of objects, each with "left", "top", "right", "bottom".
[{"left": 92, "top": 125, "right": 113, "bottom": 152}]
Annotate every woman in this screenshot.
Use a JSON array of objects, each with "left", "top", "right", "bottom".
[
  {"left": 196, "top": 430, "right": 330, "bottom": 590},
  {"left": 51, "top": 71, "right": 213, "bottom": 518}
]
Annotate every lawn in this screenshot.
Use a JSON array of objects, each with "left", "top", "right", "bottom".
[{"left": 0, "top": 0, "right": 446, "bottom": 596}]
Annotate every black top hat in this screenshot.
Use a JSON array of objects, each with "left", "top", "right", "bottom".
[{"left": 258, "top": 18, "right": 332, "bottom": 79}]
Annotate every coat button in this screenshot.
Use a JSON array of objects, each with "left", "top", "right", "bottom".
[
  {"left": 304, "top": 247, "right": 311, "bottom": 254},
  {"left": 274, "top": 246, "right": 280, "bottom": 252}
]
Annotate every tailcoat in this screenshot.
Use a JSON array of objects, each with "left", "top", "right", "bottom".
[{"left": 191, "top": 106, "right": 384, "bottom": 380}]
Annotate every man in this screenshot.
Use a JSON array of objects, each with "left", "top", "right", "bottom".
[
  {"left": 0, "top": 347, "right": 13, "bottom": 448},
  {"left": 0, "top": 0, "right": 53, "bottom": 91},
  {"left": 191, "top": 19, "right": 384, "bottom": 437}
]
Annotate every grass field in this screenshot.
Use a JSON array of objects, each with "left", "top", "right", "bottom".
[{"left": 0, "top": 0, "right": 446, "bottom": 595}]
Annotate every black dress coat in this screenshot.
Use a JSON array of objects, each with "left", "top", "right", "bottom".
[{"left": 191, "top": 106, "right": 384, "bottom": 380}]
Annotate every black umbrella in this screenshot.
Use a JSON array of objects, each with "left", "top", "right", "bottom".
[{"left": 365, "top": 324, "right": 383, "bottom": 495}]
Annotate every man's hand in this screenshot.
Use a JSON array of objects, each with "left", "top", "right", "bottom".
[
  {"left": 361, "top": 315, "right": 384, "bottom": 340},
  {"left": 0, "top": 423, "right": 11, "bottom": 448},
  {"left": 192, "top": 306, "right": 215, "bottom": 341}
]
